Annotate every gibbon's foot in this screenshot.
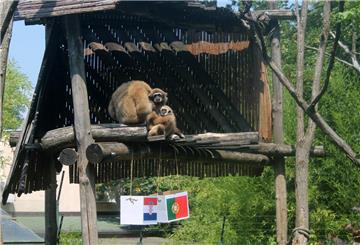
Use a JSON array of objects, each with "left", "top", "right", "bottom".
[
  {"left": 169, "top": 134, "right": 181, "bottom": 140},
  {"left": 177, "top": 133, "right": 185, "bottom": 139},
  {"left": 120, "top": 122, "right": 147, "bottom": 127}
]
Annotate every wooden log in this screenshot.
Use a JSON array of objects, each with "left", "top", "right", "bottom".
[
  {"left": 86, "top": 142, "right": 270, "bottom": 165},
  {"left": 58, "top": 148, "right": 78, "bottom": 166},
  {"left": 44, "top": 157, "right": 57, "bottom": 245},
  {"left": 209, "top": 143, "right": 324, "bottom": 157},
  {"left": 41, "top": 124, "right": 147, "bottom": 150},
  {"left": 0, "top": 0, "right": 17, "bottom": 41},
  {"left": 253, "top": 9, "right": 296, "bottom": 21},
  {"left": 191, "top": 132, "right": 258, "bottom": 143},
  {"left": 268, "top": 2, "right": 287, "bottom": 244},
  {"left": 0, "top": 1, "right": 15, "bottom": 138},
  {"left": 64, "top": 14, "right": 98, "bottom": 245},
  {"left": 9, "top": 130, "right": 21, "bottom": 147}
]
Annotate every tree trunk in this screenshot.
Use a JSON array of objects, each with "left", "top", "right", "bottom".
[
  {"left": 293, "top": 1, "right": 309, "bottom": 244},
  {"left": 293, "top": 1, "right": 330, "bottom": 244}
]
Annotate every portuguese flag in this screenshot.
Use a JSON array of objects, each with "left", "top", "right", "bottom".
[{"left": 166, "top": 192, "right": 189, "bottom": 221}]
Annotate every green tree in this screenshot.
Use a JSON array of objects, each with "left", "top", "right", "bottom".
[{"left": 2, "top": 59, "right": 32, "bottom": 131}]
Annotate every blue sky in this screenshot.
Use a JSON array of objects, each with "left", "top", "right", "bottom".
[{"left": 9, "top": 21, "right": 45, "bottom": 86}]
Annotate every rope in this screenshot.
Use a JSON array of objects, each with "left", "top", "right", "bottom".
[
  {"left": 174, "top": 146, "right": 179, "bottom": 176},
  {"left": 287, "top": 227, "right": 310, "bottom": 244},
  {"left": 156, "top": 146, "right": 162, "bottom": 194},
  {"left": 130, "top": 150, "right": 134, "bottom": 195}
]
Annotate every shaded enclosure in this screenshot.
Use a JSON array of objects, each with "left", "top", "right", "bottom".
[{"left": 3, "top": 1, "right": 273, "bottom": 200}]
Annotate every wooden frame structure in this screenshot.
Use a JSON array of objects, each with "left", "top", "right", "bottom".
[{"left": 1, "top": 1, "right": 324, "bottom": 245}]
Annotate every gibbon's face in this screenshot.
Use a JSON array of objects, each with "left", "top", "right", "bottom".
[
  {"left": 149, "top": 88, "right": 168, "bottom": 105},
  {"left": 160, "top": 106, "right": 172, "bottom": 116}
]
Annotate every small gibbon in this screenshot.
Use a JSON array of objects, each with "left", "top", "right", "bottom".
[
  {"left": 108, "top": 80, "right": 168, "bottom": 124},
  {"left": 146, "top": 105, "right": 185, "bottom": 139}
]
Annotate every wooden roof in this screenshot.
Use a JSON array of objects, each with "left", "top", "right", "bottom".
[
  {"left": 15, "top": 1, "right": 216, "bottom": 21},
  {"left": 15, "top": 0, "right": 120, "bottom": 21}
]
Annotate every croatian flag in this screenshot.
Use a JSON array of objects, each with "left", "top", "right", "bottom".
[{"left": 143, "top": 197, "right": 158, "bottom": 224}]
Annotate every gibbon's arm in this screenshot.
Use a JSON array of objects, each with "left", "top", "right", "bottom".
[
  {"left": 152, "top": 115, "right": 175, "bottom": 125},
  {"left": 146, "top": 112, "right": 158, "bottom": 124}
]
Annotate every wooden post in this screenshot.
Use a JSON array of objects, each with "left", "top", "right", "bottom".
[
  {"left": 268, "top": 2, "right": 287, "bottom": 245},
  {"left": 0, "top": 2, "right": 16, "bottom": 243},
  {"left": 64, "top": 15, "right": 98, "bottom": 245},
  {"left": 45, "top": 157, "right": 57, "bottom": 245},
  {"left": 0, "top": 1, "right": 14, "bottom": 138}
]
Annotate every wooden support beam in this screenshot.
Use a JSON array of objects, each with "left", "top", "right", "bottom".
[
  {"left": 254, "top": 9, "right": 296, "bottom": 21},
  {"left": 86, "top": 142, "right": 270, "bottom": 165},
  {"left": 45, "top": 157, "right": 57, "bottom": 245},
  {"left": 60, "top": 143, "right": 324, "bottom": 166},
  {"left": 40, "top": 124, "right": 147, "bottom": 150},
  {"left": 9, "top": 130, "right": 21, "bottom": 147},
  {"left": 0, "top": 2, "right": 16, "bottom": 239},
  {"left": 58, "top": 148, "right": 78, "bottom": 166},
  {"left": 0, "top": 0, "right": 17, "bottom": 41},
  {"left": 268, "top": 2, "right": 288, "bottom": 244},
  {"left": 237, "top": 143, "right": 324, "bottom": 157},
  {"left": 0, "top": 1, "right": 15, "bottom": 138},
  {"left": 64, "top": 14, "right": 98, "bottom": 245}
]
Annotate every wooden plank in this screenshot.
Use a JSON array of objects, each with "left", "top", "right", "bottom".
[
  {"left": 256, "top": 48, "right": 272, "bottom": 142},
  {"left": 64, "top": 14, "right": 98, "bottom": 245},
  {"left": 15, "top": 0, "right": 118, "bottom": 20}
]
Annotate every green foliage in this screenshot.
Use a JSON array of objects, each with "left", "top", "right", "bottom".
[
  {"left": 59, "top": 232, "right": 82, "bottom": 245},
  {"left": 168, "top": 174, "right": 278, "bottom": 244},
  {"left": 3, "top": 59, "right": 32, "bottom": 131}
]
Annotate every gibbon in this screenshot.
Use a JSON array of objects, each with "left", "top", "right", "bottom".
[
  {"left": 108, "top": 80, "right": 168, "bottom": 124},
  {"left": 146, "top": 105, "right": 185, "bottom": 139}
]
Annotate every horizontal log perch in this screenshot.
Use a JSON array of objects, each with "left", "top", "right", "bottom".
[
  {"left": 189, "top": 132, "right": 259, "bottom": 144},
  {"left": 58, "top": 148, "right": 78, "bottom": 166},
  {"left": 86, "top": 142, "right": 270, "bottom": 165},
  {"left": 219, "top": 143, "right": 325, "bottom": 157},
  {"left": 253, "top": 9, "right": 296, "bottom": 20},
  {"left": 9, "top": 130, "right": 21, "bottom": 147},
  {"left": 41, "top": 124, "right": 148, "bottom": 150}
]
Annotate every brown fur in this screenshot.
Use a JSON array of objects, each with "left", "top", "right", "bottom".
[
  {"left": 146, "top": 105, "right": 184, "bottom": 138},
  {"left": 108, "top": 80, "right": 167, "bottom": 124}
]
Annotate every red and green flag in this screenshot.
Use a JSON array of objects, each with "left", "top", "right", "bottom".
[{"left": 166, "top": 192, "right": 189, "bottom": 221}]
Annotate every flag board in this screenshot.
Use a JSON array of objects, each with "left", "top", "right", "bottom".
[
  {"left": 120, "top": 196, "right": 158, "bottom": 225},
  {"left": 120, "top": 192, "right": 189, "bottom": 225}
]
